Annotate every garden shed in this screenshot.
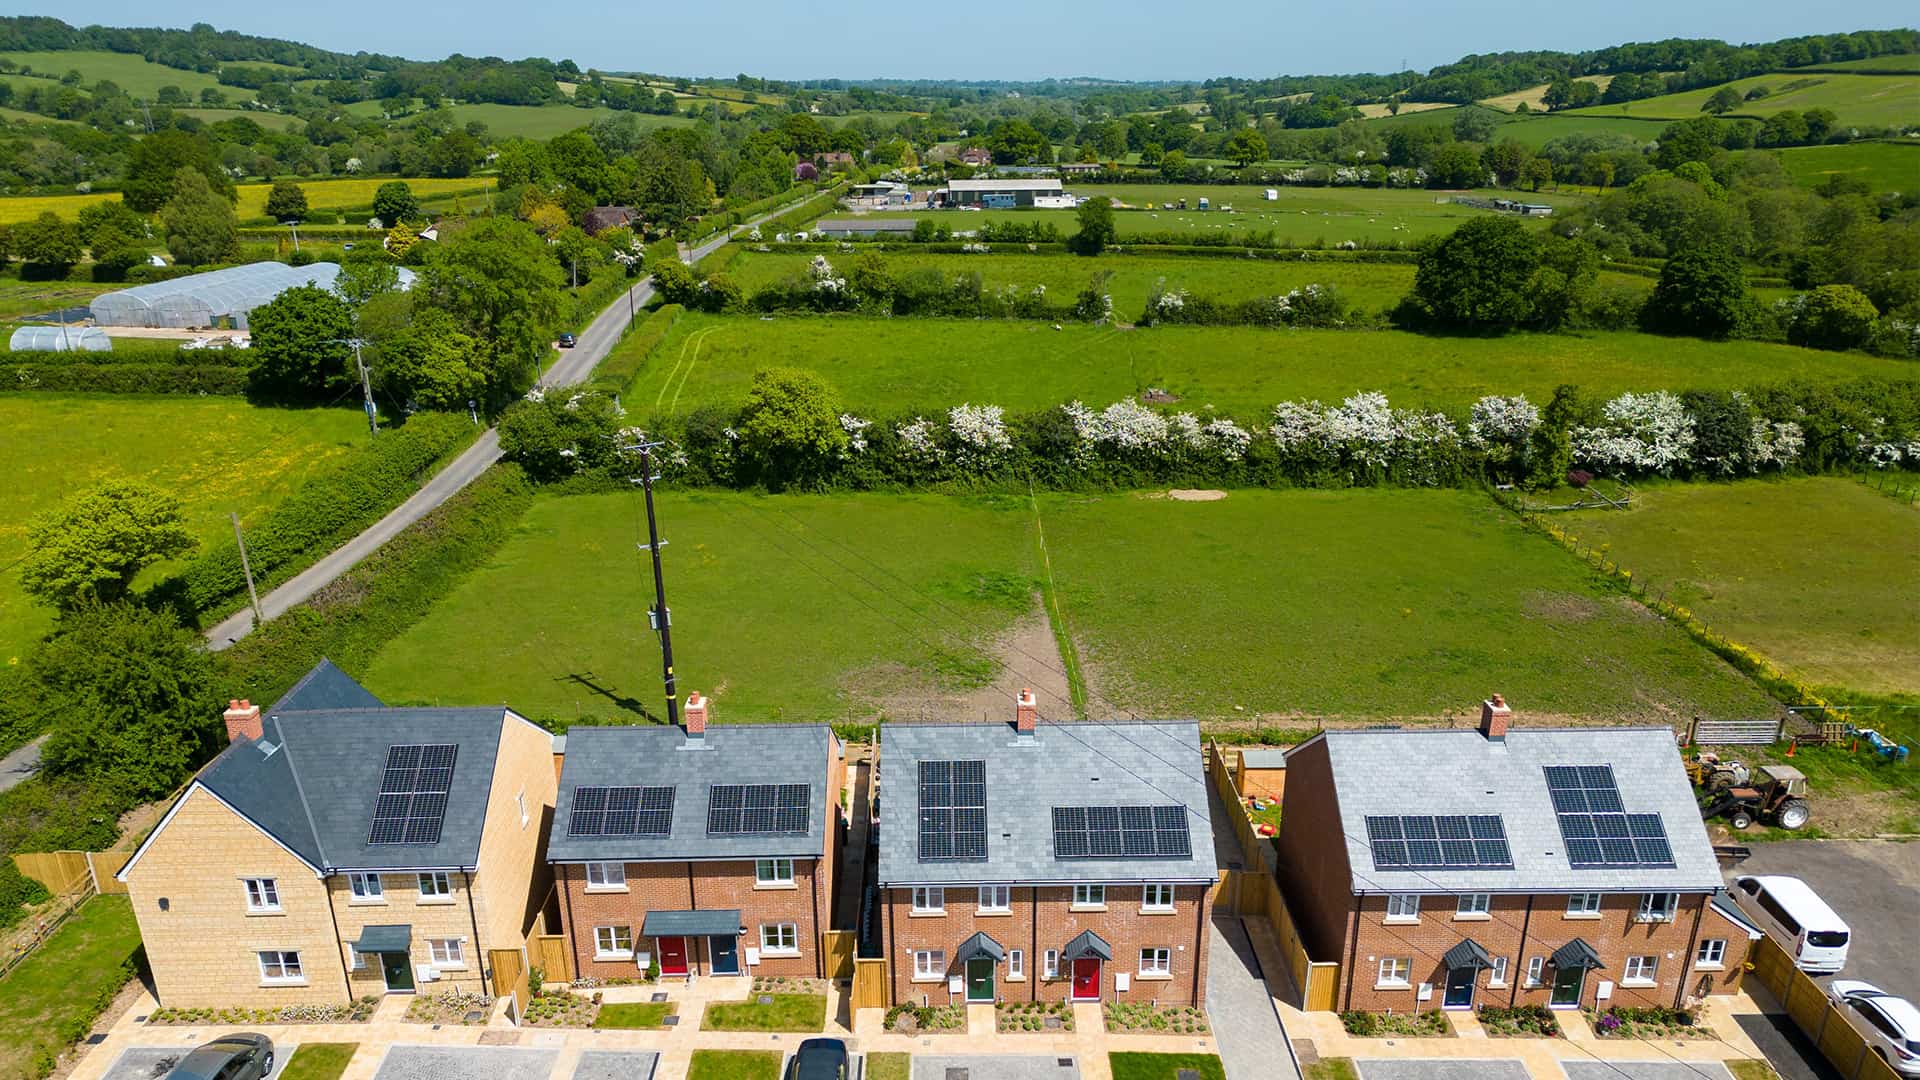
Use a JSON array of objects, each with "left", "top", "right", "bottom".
[{"left": 9, "top": 325, "right": 112, "bottom": 352}]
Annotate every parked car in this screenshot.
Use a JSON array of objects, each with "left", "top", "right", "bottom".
[
  {"left": 557, "top": 332, "right": 577, "bottom": 348},
  {"left": 164, "top": 1033, "right": 275, "bottom": 1079},
  {"left": 1828, "top": 981, "right": 1920, "bottom": 1076},
  {"left": 787, "top": 1037, "right": 848, "bottom": 1080},
  {"left": 1729, "top": 874, "right": 1851, "bottom": 973}
]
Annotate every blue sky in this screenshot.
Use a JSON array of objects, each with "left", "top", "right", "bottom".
[{"left": 12, "top": 2, "right": 1913, "bottom": 81}]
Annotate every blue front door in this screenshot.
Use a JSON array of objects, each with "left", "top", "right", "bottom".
[{"left": 710, "top": 934, "right": 740, "bottom": 975}]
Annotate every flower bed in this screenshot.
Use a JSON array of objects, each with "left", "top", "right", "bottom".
[
  {"left": 1589, "top": 1005, "right": 1717, "bottom": 1040},
  {"left": 753, "top": 975, "right": 828, "bottom": 996},
  {"left": 1477, "top": 1004, "right": 1561, "bottom": 1038},
  {"left": 1338, "top": 1009, "right": 1450, "bottom": 1037},
  {"left": 1105, "top": 1001, "right": 1211, "bottom": 1035},
  {"left": 404, "top": 990, "right": 496, "bottom": 1025},
  {"left": 997, "top": 1001, "right": 1075, "bottom": 1033},
  {"left": 147, "top": 997, "right": 380, "bottom": 1025},
  {"left": 884, "top": 1002, "right": 966, "bottom": 1033},
  {"left": 522, "top": 989, "right": 600, "bottom": 1027}
]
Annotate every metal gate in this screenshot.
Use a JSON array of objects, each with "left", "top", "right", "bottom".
[{"left": 1689, "top": 718, "right": 1784, "bottom": 746}]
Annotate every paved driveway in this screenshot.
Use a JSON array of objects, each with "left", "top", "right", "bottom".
[
  {"left": 1207, "top": 917, "right": 1300, "bottom": 1080},
  {"left": 1724, "top": 840, "right": 1920, "bottom": 999},
  {"left": 1355, "top": 1062, "right": 1530, "bottom": 1080},
  {"left": 573, "top": 1049, "right": 658, "bottom": 1080},
  {"left": 1561, "top": 1063, "right": 1734, "bottom": 1080},
  {"left": 99, "top": 1047, "right": 188, "bottom": 1080},
  {"left": 372, "top": 1044, "right": 558, "bottom": 1080},
  {"left": 912, "top": 1055, "right": 1080, "bottom": 1080}
]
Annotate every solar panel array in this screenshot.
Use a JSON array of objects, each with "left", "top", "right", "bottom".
[
  {"left": 569, "top": 786, "right": 675, "bottom": 837},
  {"left": 917, "top": 760, "right": 987, "bottom": 861},
  {"left": 368, "top": 743, "right": 457, "bottom": 845},
  {"left": 1545, "top": 765, "right": 1675, "bottom": 868},
  {"left": 1365, "top": 814, "right": 1513, "bottom": 869},
  {"left": 1052, "top": 805, "right": 1192, "bottom": 859},
  {"left": 707, "top": 783, "right": 810, "bottom": 835}
]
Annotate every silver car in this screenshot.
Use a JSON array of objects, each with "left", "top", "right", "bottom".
[{"left": 162, "top": 1033, "right": 275, "bottom": 1080}]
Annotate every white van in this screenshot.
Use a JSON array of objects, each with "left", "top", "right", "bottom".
[{"left": 1730, "top": 874, "right": 1851, "bottom": 973}]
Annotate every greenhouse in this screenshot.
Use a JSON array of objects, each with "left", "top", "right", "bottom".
[
  {"left": 90, "top": 262, "right": 417, "bottom": 330},
  {"left": 9, "top": 325, "right": 112, "bottom": 352}
]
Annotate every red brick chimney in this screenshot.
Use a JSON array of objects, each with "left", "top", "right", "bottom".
[
  {"left": 1015, "top": 688, "right": 1038, "bottom": 734},
  {"left": 1480, "top": 694, "right": 1512, "bottom": 743},
  {"left": 684, "top": 692, "right": 708, "bottom": 740},
  {"left": 223, "top": 699, "right": 263, "bottom": 743}
]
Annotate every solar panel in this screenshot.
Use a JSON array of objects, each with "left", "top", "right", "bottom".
[
  {"left": 368, "top": 743, "right": 457, "bottom": 846},
  {"left": 708, "top": 784, "right": 810, "bottom": 836},
  {"left": 569, "top": 786, "right": 675, "bottom": 837},
  {"left": 1053, "top": 804, "right": 1191, "bottom": 859},
  {"left": 1546, "top": 765, "right": 1675, "bottom": 869},
  {"left": 1364, "top": 814, "right": 1512, "bottom": 869},
  {"left": 918, "top": 760, "right": 988, "bottom": 861}
]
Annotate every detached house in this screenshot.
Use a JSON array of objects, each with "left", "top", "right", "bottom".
[
  {"left": 118, "top": 661, "right": 559, "bottom": 1006},
  {"left": 549, "top": 695, "right": 845, "bottom": 982},
  {"left": 877, "top": 693, "right": 1218, "bottom": 1007},
  {"left": 1276, "top": 697, "right": 1761, "bottom": 1015}
]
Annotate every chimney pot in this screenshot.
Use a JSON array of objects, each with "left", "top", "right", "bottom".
[
  {"left": 223, "top": 698, "right": 263, "bottom": 744},
  {"left": 1015, "top": 688, "right": 1038, "bottom": 734},
  {"left": 685, "top": 692, "right": 707, "bottom": 738},
  {"left": 1480, "top": 694, "right": 1512, "bottom": 743}
]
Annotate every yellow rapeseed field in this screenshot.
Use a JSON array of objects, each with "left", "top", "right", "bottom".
[{"left": 0, "top": 176, "right": 496, "bottom": 225}]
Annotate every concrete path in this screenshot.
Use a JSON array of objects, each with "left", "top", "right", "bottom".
[
  {"left": 1207, "top": 917, "right": 1300, "bottom": 1080},
  {"left": 0, "top": 733, "right": 46, "bottom": 795},
  {"left": 1356, "top": 1061, "right": 1531, "bottom": 1080},
  {"left": 912, "top": 1056, "right": 1080, "bottom": 1080}
]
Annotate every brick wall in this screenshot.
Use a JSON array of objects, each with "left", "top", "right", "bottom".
[
  {"left": 1272, "top": 739, "right": 1353, "bottom": 964},
  {"left": 556, "top": 858, "right": 826, "bottom": 982}
]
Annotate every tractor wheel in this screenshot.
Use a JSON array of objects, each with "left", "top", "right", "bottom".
[
  {"left": 1707, "top": 771, "right": 1738, "bottom": 793},
  {"left": 1729, "top": 809, "right": 1754, "bottom": 830},
  {"left": 1775, "top": 799, "right": 1811, "bottom": 830}
]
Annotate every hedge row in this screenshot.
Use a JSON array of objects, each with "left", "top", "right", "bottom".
[
  {"left": 759, "top": 240, "right": 1424, "bottom": 265},
  {"left": 590, "top": 304, "right": 680, "bottom": 394},
  {"left": 3, "top": 342, "right": 247, "bottom": 366},
  {"left": 688, "top": 181, "right": 826, "bottom": 245},
  {"left": 1, "top": 363, "right": 250, "bottom": 395},
  {"left": 170, "top": 412, "right": 477, "bottom": 620},
  {"left": 561, "top": 266, "right": 640, "bottom": 331}
]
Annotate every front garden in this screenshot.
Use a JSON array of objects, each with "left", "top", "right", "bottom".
[
  {"left": 150, "top": 998, "right": 381, "bottom": 1026},
  {"left": 997, "top": 1000, "right": 1076, "bottom": 1032},
  {"left": 688, "top": 1049, "right": 782, "bottom": 1080},
  {"left": 1589, "top": 1005, "right": 1717, "bottom": 1040},
  {"left": 1109, "top": 1052, "right": 1227, "bottom": 1080},
  {"left": 884, "top": 1002, "right": 965, "bottom": 1033},
  {"left": 402, "top": 990, "right": 494, "bottom": 1026},
  {"left": 702, "top": 985, "right": 827, "bottom": 1032},
  {"left": 1338, "top": 1009, "right": 1451, "bottom": 1037},
  {"left": 1105, "top": 1001, "right": 1211, "bottom": 1035},
  {"left": 1477, "top": 1003, "right": 1561, "bottom": 1037}
]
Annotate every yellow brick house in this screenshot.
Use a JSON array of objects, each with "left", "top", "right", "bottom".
[{"left": 118, "top": 660, "right": 558, "bottom": 1007}]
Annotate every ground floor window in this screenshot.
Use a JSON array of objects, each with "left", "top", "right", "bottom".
[
  {"left": 1623, "top": 955, "right": 1659, "bottom": 985},
  {"left": 913, "top": 949, "right": 946, "bottom": 980},
  {"left": 595, "top": 925, "right": 633, "bottom": 960},
  {"left": 1043, "top": 949, "right": 1060, "bottom": 978},
  {"left": 1525, "top": 957, "right": 1545, "bottom": 986},
  {"left": 1009, "top": 949, "right": 1024, "bottom": 977},
  {"left": 1695, "top": 939, "right": 1727, "bottom": 968},
  {"left": 429, "top": 938, "right": 465, "bottom": 967},
  {"left": 760, "top": 922, "right": 799, "bottom": 955},
  {"left": 1488, "top": 956, "right": 1508, "bottom": 987},
  {"left": 1377, "top": 957, "right": 1411, "bottom": 987},
  {"left": 1139, "top": 947, "right": 1171, "bottom": 976},
  {"left": 257, "top": 950, "right": 304, "bottom": 984}
]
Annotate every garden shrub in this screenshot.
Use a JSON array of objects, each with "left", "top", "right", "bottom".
[
  {"left": 1340, "top": 1010, "right": 1379, "bottom": 1036},
  {"left": 0, "top": 856, "right": 53, "bottom": 927}
]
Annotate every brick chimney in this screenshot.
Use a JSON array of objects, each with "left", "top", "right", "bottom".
[
  {"left": 684, "top": 692, "right": 708, "bottom": 741},
  {"left": 1480, "top": 694, "right": 1512, "bottom": 743},
  {"left": 1015, "top": 688, "right": 1038, "bottom": 735},
  {"left": 223, "top": 699, "right": 263, "bottom": 744}
]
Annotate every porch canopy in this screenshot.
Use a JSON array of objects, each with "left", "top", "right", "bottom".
[
  {"left": 1442, "top": 938, "right": 1495, "bottom": 971},
  {"left": 1062, "top": 929, "right": 1112, "bottom": 962},
  {"left": 1552, "top": 938, "right": 1605, "bottom": 971},
  {"left": 351, "top": 924, "right": 411, "bottom": 954},
  {"left": 956, "top": 932, "right": 1005, "bottom": 963},
  {"left": 642, "top": 909, "right": 741, "bottom": 938}
]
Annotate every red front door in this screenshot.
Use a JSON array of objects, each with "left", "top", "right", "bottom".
[
  {"left": 1071, "top": 958, "right": 1101, "bottom": 1000},
  {"left": 658, "top": 936, "right": 688, "bottom": 976}
]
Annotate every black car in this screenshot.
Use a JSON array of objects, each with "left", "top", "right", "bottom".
[
  {"left": 557, "top": 332, "right": 577, "bottom": 348},
  {"left": 787, "top": 1037, "right": 848, "bottom": 1080},
  {"left": 164, "top": 1033, "right": 275, "bottom": 1079}
]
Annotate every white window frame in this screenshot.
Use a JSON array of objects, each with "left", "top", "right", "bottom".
[
  {"left": 347, "top": 872, "right": 383, "bottom": 903},
  {"left": 243, "top": 877, "right": 280, "bottom": 913},
  {"left": 978, "top": 885, "right": 1011, "bottom": 912},
  {"left": 594, "top": 925, "right": 633, "bottom": 960},
  {"left": 418, "top": 871, "right": 453, "bottom": 901},
  {"left": 585, "top": 862, "right": 627, "bottom": 891},
  {"left": 1385, "top": 893, "right": 1420, "bottom": 921},
  {"left": 760, "top": 922, "right": 799, "bottom": 955},
  {"left": 257, "top": 949, "right": 304, "bottom": 984},
  {"left": 1488, "top": 956, "right": 1509, "bottom": 987},
  {"left": 1008, "top": 949, "right": 1025, "bottom": 979},
  {"left": 1695, "top": 939, "right": 1727, "bottom": 969},
  {"left": 1635, "top": 892, "right": 1678, "bottom": 924},
  {"left": 1525, "top": 956, "right": 1545, "bottom": 987},
  {"left": 1142, "top": 884, "right": 1175, "bottom": 912},
  {"left": 429, "top": 938, "right": 466, "bottom": 968},
  {"left": 1566, "top": 892, "right": 1603, "bottom": 917},
  {"left": 1043, "top": 949, "right": 1060, "bottom": 978},
  {"left": 913, "top": 949, "right": 946, "bottom": 980},
  {"left": 1071, "top": 884, "right": 1105, "bottom": 909},
  {"left": 911, "top": 886, "right": 945, "bottom": 914},
  {"left": 1456, "top": 893, "right": 1491, "bottom": 917},
  {"left": 1623, "top": 954, "right": 1659, "bottom": 985},
  {"left": 1139, "top": 947, "right": 1171, "bottom": 977},
  {"left": 756, "top": 858, "right": 795, "bottom": 886},
  {"left": 1376, "top": 956, "right": 1411, "bottom": 988}
]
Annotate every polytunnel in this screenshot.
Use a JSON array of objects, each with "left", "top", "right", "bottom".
[{"left": 8, "top": 325, "right": 112, "bottom": 351}]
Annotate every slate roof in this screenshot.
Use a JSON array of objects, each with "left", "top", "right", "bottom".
[
  {"left": 876, "top": 721, "right": 1217, "bottom": 887},
  {"left": 1305, "top": 727, "right": 1723, "bottom": 894},
  {"left": 547, "top": 725, "right": 836, "bottom": 863},
  {"left": 271, "top": 657, "right": 384, "bottom": 713}
]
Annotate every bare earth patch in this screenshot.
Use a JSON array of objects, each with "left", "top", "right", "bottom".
[
  {"left": 856, "top": 602, "right": 1080, "bottom": 723},
  {"left": 1167, "top": 489, "right": 1228, "bottom": 502}
]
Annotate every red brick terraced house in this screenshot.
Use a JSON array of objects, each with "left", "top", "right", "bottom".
[
  {"left": 549, "top": 696, "right": 846, "bottom": 982},
  {"left": 876, "top": 695, "right": 1219, "bottom": 1007},
  {"left": 1276, "top": 697, "right": 1762, "bottom": 1016}
]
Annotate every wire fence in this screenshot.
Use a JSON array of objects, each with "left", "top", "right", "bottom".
[
  {"left": 0, "top": 882, "right": 97, "bottom": 982},
  {"left": 1858, "top": 468, "right": 1920, "bottom": 507}
]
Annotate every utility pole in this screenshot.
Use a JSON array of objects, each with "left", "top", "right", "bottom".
[
  {"left": 625, "top": 440, "right": 679, "bottom": 728},
  {"left": 353, "top": 339, "right": 377, "bottom": 437},
  {"left": 285, "top": 220, "right": 301, "bottom": 252},
  {"left": 230, "top": 512, "right": 264, "bottom": 627}
]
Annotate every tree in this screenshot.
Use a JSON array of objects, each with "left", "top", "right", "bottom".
[
  {"left": 20, "top": 481, "right": 195, "bottom": 610},
  {"left": 373, "top": 180, "right": 422, "bottom": 226},
  {"left": 1641, "top": 245, "right": 1750, "bottom": 338},
  {"left": 1654, "top": 116, "right": 1724, "bottom": 169},
  {"left": 161, "top": 167, "right": 239, "bottom": 267},
  {"left": 1410, "top": 216, "right": 1540, "bottom": 330},
  {"left": 1523, "top": 385, "right": 1591, "bottom": 490},
  {"left": 429, "top": 130, "right": 481, "bottom": 178},
  {"left": 123, "top": 129, "right": 232, "bottom": 214},
  {"left": 1452, "top": 108, "right": 1498, "bottom": 143},
  {"left": 1787, "top": 284, "right": 1879, "bottom": 351},
  {"left": 1521, "top": 156, "right": 1554, "bottom": 192},
  {"left": 986, "top": 120, "right": 1048, "bottom": 164},
  {"left": 1224, "top": 129, "right": 1268, "bottom": 168},
  {"left": 264, "top": 178, "right": 308, "bottom": 222},
  {"left": 419, "top": 217, "right": 565, "bottom": 404},
  {"left": 1068, "top": 196, "right": 1116, "bottom": 256},
  {"left": 735, "top": 367, "right": 847, "bottom": 487},
  {"left": 1159, "top": 149, "right": 1189, "bottom": 181},
  {"left": 497, "top": 389, "right": 629, "bottom": 482},
  {"left": 12, "top": 211, "right": 81, "bottom": 277},
  {"left": 373, "top": 308, "right": 490, "bottom": 409},
  {"left": 247, "top": 283, "right": 354, "bottom": 400},
  {"left": 1428, "top": 142, "right": 1487, "bottom": 188},
  {"left": 1702, "top": 87, "right": 1744, "bottom": 115}
]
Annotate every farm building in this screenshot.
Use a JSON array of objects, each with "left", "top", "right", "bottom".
[
  {"left": 847, "top": 181, "right": 914, "bottom": 209},
  {"left": 9, "top": 325, "right": 111, "bottom": 352},
  {"left": 936, "top": 178, "right": 1065, "bottom": 208},
  {"left": 958, "top": 147, "right": 992, "bottom": 167},
  {"left": 91, "top": 262, "right": 416, "bottom": 330},
  {"left": 812, "top": 218, "right": 918, "bottom": 238}
]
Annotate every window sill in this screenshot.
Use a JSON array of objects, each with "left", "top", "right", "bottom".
[
  {"left": 260, "top": 980, "right": 308, "bottom": 988},
  {"left": 1694, "top": 963, "right": 1725, "bottom": 972},
  {"left": 759, "top": 948, "right": 801, "bottom": 958},
  {"left": 1453, "top": 913, "right": 1491, "bottom": 922},
  {"left": 976, "top": 910, "right": 1012, "bottom": 917},
  {"left": 584, "top": 886, "right": 629, "bottom": 894},
  {"left": 1069, "top": 904, "right": 1108, "bottom": 914},
  {"left": 909, "top": 911, "right": 945, "bottom": 918},
  {"left": 911, "top": 975, "right": 947, "bottom": 984},
  {"left": 1488, "top": 981, "right": 1508, "bottom": 989},
  {"left": 245, "top": 909, "right": 285, "bottom": 917},
  {"left": 348, "top": 899, "right": 387, "bottom": 906},
  {"left": 1383, "top": 917, "right": 1419, "bottom": 926},
  {"left": 1135, "top": 972, "right": 1173, "bottom": 982},
  {"left": 753, "top": 883, "right": 798, "bottom": 891},
  {"left": 1006, "top": 975, "right": 1027, "bottom": 983},
  {"left": 433, "top": 964, "right": 469, "bottom": 971},
  {"left": 595, "top": 953, "right": 634, "bottom": 962},
  {"left": 1620, "top": 979, "right": 1657, "bottom": 988},
  {"left": 1631, "top": 916, "right": 1674, "bottom": 925},
  {"left": 1374, "top": 982, "right": 1411, "bottom": 991},
  {"left": 417, "top": 897, "right": 456, "bottom": 906},
  {"left": 1140, "top": 908, "right": 1176, "bottom": 916},
  {"left": 1563, "top": 912, "right": 1602, "bottom": 921}
]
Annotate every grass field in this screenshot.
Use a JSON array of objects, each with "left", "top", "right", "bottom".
[
  {"left": 619, "top": 314, "right": 1908, "bottom": 420},
  {"left": 1566, "top": 71, "right": 1920, "bottom": 129},
  {"left": 177, "top": 106, "right": 303, "bottom": 130},
  {"left": 1802, "top": 55, "right": 1920, "bottom": 74},
  {"left": 0, "top": 177, "right": 498, "bottom": 225},
  {"left": 0, "top": 895, "right": 139, "bottom": 1080},
  {"left": 0, "top": 397, "right": 367, "bottom": 660},
  {"left": 0, "top": 49, "right": 260, "bottom": 102},
  {"left": 366, "top": 488, "right": 1776, "bottom": 726},
  {"left": 1553, "top": 478, "right": 1920, "bottom": 699},
  {"left": 442, "top": 102, "right": 692, "bottom": 139},
  {"left": 0, "top": 276, "right": 116, "bottom": 319},
  {"left": 1480, "top": 75, "right": 1613, "bottom": 114},
  {"left": 1770, "top": 141, "right": 1920, "bottom": 192}
]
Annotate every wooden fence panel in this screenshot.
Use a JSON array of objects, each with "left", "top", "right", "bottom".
[
  {"left": 821, "top": 930, "right": 855, "bottom": 979},
  {"left": 850, "top": 956, "right": 890, "bottom": 1011},
  {"left": 1857, "top": 1043, "right": 1904, "bottom": 1080},
  {"left": 14, "top": 852, "right": 89, "bottom": 894},
  {"left": 88, "top": 851, "right": 132, "bottom": 895},
  {"left": 1817, "top": 1013, "right": 1867, "bottom": 1077},
  {"left": 1786, "top": 972, "right": 1831, "bottom": 1034},
  {"left": 527, "top": 933, "right": 571, "bottom": 983},
  {"left": 490, "top": 948, "right": 528, "bottom": 1011}
]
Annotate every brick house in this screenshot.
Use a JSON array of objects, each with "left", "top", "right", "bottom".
[
  {"left": 548, "top": 695, "right": 844, "bottom": 983},
  {"left": 876, "top": 693, "right": 1218, "bottom": 1007},
  {"left": 117, "top": 660, "right": 559, "bottom": 1007},
  {"left": 1275, "top": 697, "right": 1762, "bottom": 1015}
]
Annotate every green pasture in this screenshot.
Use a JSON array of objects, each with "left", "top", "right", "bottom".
[
  {"left": 620, "top": 314, "right": 1906, "bottom": 420},
  {"left": 0, "top": 396, "right": 367, "bottom": 660},
  {"left": 1802, "top": 55, "right": 1920, "bottom": 74},
  {"left": 177, "top": 106, "right": 303, "bottom": 130},
  {"left": 1566, "top": 72, "right": 1920, "bottom": 129},
  {"left": 1771, "top": 141, "right": 1920, "bottom": 192},
  {"left": 1476, "top": 114, "right": 1673, "bottom": 149},
  {"left": 0, "top": 276, "right": 116, "bottom": 319},
  {"left": 442, "top": 102, "right": 692, "bottom": 139},
  {"left": 0, "top": 49, "right": 258, "bottom": 102},
  {"left": 0, "top": 895, "right": 140, "bottom": 1080},
  {"left": 1554, "top": 477, "right": 1920, "bottom": 699}
]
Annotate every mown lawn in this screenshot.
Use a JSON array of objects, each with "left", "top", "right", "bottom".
[
  {"left": 0, "top": 276, "right": 117, "bottom": 319},
  {"left": 1109, "top": 1053, "right": 1228, "bottom": 1080},
  {"left": 0, "top": 396, "right": 367, "bottom": 660},
  {"left": 0, "top": 895, "right": 141, "bottom": 1080},
  {"left": 621, "top": 313, "right": 1907, "bottom": 420},
  {"left": 700, "top": 993, "right": 826, "bottom": 1032},
  {"left": 687, "top": 1050, "right": 782, "bottom": 1080},
  {"left": 279, "top": 1043, "right": 358, "bottom": 1080},
  {"left": 594, "top": 1001, "right": 673, "bottom": 1028},
  {"left": 866, "top": 1052, "right": 910, "bottom": 1080}
]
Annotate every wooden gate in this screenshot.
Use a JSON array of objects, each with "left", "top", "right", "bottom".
[
  {"left": 820, "top": 930, "right": 855, "bottom": 979},
  {"left": 850, "top": 956, "right": 890, "bottom": 1011},
  {"left": 490, "top": 948, "right": 529, "bottom": 1015},
  {"left": 526, "top": 931, "right": 572, "bottom": 983}
]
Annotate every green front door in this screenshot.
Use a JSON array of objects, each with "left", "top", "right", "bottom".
[
  {"left": 966, "top": 957, "right": 994, "bottom": 1002},
  {"left": 1549, "top": 965, "right": 1584, "bottom": 1008},
  {"left": 382, "top": 951, "right": 415, "bottom": 992}
]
